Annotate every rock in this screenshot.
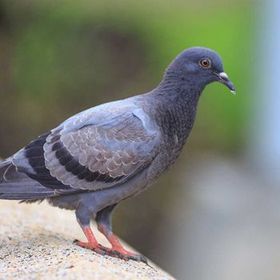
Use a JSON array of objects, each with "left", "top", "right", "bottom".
[{"left": 0, "top": 200, "right": 174, "bottom": 280}]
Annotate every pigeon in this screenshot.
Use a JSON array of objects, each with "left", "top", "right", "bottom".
[{"left": 0, "top": 47, "right": 235, "bottom": 262}]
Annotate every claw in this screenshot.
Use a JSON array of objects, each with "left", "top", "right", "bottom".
[{"left": 108, "top": 249, "right": 148, "bottom": 263}]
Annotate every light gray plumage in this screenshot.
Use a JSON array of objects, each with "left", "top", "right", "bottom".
[{"left": 0, "top": 47, "right": 235, "bottom": 261}]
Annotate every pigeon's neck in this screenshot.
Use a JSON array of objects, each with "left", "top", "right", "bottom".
[
  {"left": 154, "top": 71, "right": 204, "bottom": 113},
  {"left": 147, "top": 73, "right": 204, "bottom": 145}
]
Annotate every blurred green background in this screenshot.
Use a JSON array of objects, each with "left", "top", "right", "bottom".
[{"left": 0, "top": 0, "right": 261, "bottom": 278}]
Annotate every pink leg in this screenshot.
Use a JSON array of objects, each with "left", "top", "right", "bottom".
[{"left": 98, "top": 224, "right": 147, "bottom": 262}]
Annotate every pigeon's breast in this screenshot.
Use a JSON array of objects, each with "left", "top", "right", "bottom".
[{"left": 147, "top": 101, "right": 197, "bottom": 179}]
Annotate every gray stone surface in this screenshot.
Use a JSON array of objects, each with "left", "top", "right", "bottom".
[{"left": 0, "top": 200, "right": 174, "bottom": 280}]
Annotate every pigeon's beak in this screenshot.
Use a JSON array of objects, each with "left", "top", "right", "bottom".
[{"left": 215, "top": 72, "right": 236, "bottom": 94}]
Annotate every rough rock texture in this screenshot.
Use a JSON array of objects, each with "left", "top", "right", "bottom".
[{"left": 0, "top": 200, "right": 174, "bottom": 280}]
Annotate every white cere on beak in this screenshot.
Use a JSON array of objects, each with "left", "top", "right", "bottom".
[{"left": 219, "top": 72, "right": 229, "bottom": 80}]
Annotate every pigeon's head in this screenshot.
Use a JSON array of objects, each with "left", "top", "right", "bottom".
[{"left": 167, "top": 47, "right": 235, "bottom": 93}]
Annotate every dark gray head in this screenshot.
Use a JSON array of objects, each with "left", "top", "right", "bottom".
[{"left": 165, "top": 47, "right": 235, "bottom": 93}]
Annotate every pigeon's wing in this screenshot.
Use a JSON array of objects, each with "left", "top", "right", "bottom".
[{"left": 13, "top": 101, "right": 161, "bottom": 192}]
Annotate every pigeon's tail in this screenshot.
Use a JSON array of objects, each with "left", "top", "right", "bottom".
[{"left": 0, "top": 158, "right": 55, "bottom": 200}]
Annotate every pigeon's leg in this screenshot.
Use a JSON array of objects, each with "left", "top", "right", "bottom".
[
  {"left": 96, "top": 204, "right": 147, "bottom": 263},
  {"left": 74, "top": 205, "right": 105, "bottom": 254}
]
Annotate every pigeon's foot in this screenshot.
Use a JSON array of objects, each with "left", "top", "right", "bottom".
[
  {"left": 74, "top": 226, "right": 108, "bottom": 254},
  {"left": 73, "top": 239, "right": 106, "bottom": 255},
  {"left": 97, "top": 225, "right": 147, "bottom": 263}
]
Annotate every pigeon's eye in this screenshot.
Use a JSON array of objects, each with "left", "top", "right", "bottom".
[{"left": 199, "top": 58, "right": 211, "bottom": 69}]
